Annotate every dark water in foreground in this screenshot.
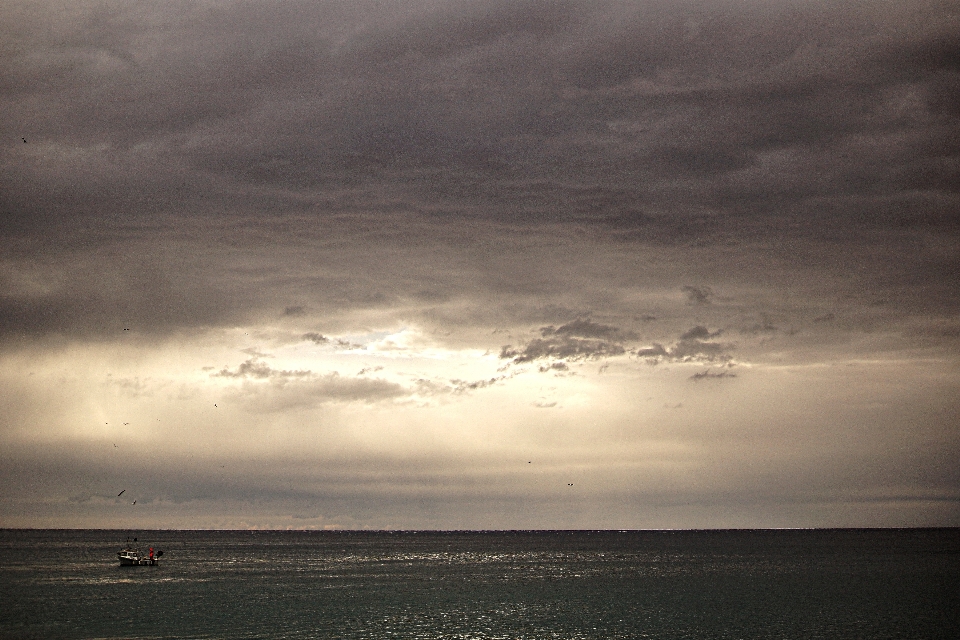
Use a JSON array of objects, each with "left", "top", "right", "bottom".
[{"left": 1, "top": 529, "right": 957, "bottom": 639}]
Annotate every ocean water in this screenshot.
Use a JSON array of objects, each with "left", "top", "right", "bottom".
[{"left": 0, "top": 529, "right": 957, "bottom": 639}]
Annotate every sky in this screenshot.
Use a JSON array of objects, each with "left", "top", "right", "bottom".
[{"left": 1, "top": 0, "right": 958, "bottom": 530}]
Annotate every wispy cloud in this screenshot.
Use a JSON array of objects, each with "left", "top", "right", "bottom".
[
  {"left": 224, "top": 371, "right": 408, "bottom": 412},
  {"left": 213, "top": 358, "right": 311, "bottom": 380},
  {"left": 689, "top": 368, "right": 737, "bottom": 382}
]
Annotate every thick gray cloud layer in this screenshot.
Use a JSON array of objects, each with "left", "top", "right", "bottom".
[
  {"left": 1, "top": 0, "right": 958, "bottom": 529},
  {"left": 4, "top": 1, "right": 958, "bottom": 226},
  {"left": 1, "top": 0, "right": 957, "bottom": 340}
]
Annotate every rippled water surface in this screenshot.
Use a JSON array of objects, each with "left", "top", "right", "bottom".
[{"left": 1, "top": 529, "right": 957, "bottom": 639}]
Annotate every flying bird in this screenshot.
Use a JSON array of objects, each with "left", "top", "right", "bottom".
[{"left": 117, "top": 490, "right": 125, "bottom": 496}]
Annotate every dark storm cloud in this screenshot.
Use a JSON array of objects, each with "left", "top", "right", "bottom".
[
  {"left": 1, "top": 0, "right": 959, "bottom": 343},
  {"left": 3, "top": 0, "right": 958, "bottom": 233}
]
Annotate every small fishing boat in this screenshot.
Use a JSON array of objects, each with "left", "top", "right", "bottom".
[{"left": 118, "top": 542, "right": 162, "bottom": 566}]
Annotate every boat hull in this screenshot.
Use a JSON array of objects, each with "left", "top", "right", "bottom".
[
  {"left": 119, "top": 557, "right": 157, "bottom": 566},
  {"left": 118, "top": 551, "right": 158, "bottom": 566}
]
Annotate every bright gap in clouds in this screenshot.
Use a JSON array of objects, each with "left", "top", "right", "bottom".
[{"left": 3, "top": 309, "right": 957, "bottom": 530}]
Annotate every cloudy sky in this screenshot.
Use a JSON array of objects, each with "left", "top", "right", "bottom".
[{"left": 1, "top": 0, "right": 958, "bottom": 530}]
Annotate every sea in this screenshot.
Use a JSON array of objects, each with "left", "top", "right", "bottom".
[{"left": 1, "top": 529, "right": 957, "bottom": 639}]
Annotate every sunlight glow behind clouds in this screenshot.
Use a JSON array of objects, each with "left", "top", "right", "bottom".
[
  {"left": 1, "top": 0, "right": 958, "bottom": 528},
  {"left": 2, "top": 312, "right": 956, "bottom": 528}
]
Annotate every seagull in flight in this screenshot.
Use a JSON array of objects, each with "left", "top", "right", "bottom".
[{"left": 117, "top": 490, "right": 125, "bottom": 496}]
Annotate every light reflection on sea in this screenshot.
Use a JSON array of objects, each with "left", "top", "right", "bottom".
[{"left": 1, "top": 529, "right": 957, "bottom": 639}]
